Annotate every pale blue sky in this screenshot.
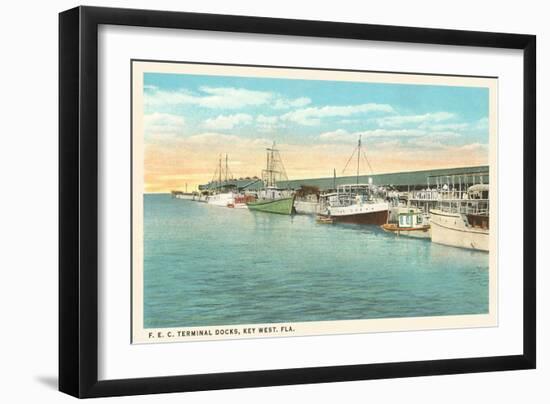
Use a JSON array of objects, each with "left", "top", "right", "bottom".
[{"left": 144, "top": 71, "right": 489, "bottom": 149}]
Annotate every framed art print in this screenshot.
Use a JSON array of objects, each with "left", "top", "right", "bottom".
[{"left": 59, "top": 6, "right": 536, "bottom": 398}]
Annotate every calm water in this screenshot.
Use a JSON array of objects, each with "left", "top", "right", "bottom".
[{"left": 143, "top": 194, "right": 488, "bottom": 328}]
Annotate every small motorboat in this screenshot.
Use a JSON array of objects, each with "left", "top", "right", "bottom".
[{"left": 381, "top": 208, "right": 430, "bottom": 238}]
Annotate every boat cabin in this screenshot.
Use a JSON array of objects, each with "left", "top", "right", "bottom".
[
  {"left": 333, "top": 184, "right": 380, "bottom": 206},
  {"left": 467, "top": 183, "right": 490, "bottom": 200},
  {"left": 398, "top": 210, "right": 427, "bottom": 229}
]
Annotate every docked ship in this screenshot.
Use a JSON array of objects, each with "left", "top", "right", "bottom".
[
  {"left": 294, "top": 198, "right": 321, "bottom": 215},
  {"left": 381, "top": 207, "right": 430, "bottom": 238},
  {"left": 317, "top": 136, "right": 389, "bottom": 225},
  {"left": 172, "top": 183, "right": 210, "bottom": 202},
  {"left": 319, "top": 183, "right": 389, "bottom": 225},
  {"left": 171, "top": 190, "right": 196, "bottom": 200},
  {"left": 294, "top": 186, "right": 322, "bottom": 215},
  {"left": 171, "top": 184, "right": 200, "bottom": 201},
  {"left": 207, "top": 192, "right": 237, "bottom": 207},
  {"left": 246, "top": 142, "right": 295, "bottom": 215},
  {"left": 206, "top": 154, "right": 241, "bottom": 207},
  {"left": 429, "top": 183, "right": 489, "bottom": 251}
]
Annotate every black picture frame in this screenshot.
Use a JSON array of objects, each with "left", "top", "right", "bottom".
[{"left": 59, "top": 5, "right": 536, "bottom": 398}]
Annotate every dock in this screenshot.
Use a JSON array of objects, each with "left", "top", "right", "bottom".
[
  {"left": 198, "top": 165, "right": 488, "bottom": 192},
  {"left": 190, "top": 165, "right": 491, "bottom": 252}
]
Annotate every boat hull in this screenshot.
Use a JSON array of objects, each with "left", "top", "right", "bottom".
[
  {"left": 330, "top": 209, "right": 388, "bottom": 225},
  {"left": 326, "top": 201, "right": 389, "bottom": 225},
  {"left": 381, "top": 223, "right": 431, "bottom": 238},
  {"left": 430, "top": 209, "right": 489, "bottom": 251},
  {"left": 247, "top": 196, "right": 295, "bottom": 215}
]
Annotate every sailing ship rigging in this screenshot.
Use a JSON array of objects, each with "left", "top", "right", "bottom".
[
  {"left": 341, "top": 135, "right": 374, "bottom": 184},
  {"left": 318, "top": 135, "right": 389, "bottom": 225},
  {"left": 246, "top": 142, "right": 295, "bottom": 215},
  {"left": 206, "top": 154, "right": 240, "bottom": 207}
]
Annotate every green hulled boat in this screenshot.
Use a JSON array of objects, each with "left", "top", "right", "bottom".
[
  {"left": 247, "top": 194, "right": 295, "bottom": 215},
  {"left": 246, "top": 142, "right": 295, "bottom": 215}
]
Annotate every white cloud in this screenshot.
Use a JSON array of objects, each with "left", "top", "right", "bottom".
[
  {"left": 184, "top": 133, "right": 271, "bottom": 148},
  {"left": 472, "top": 117, "right": 489, "bottom": 131},
  {"left": 198, "top": 87, "right": 272, "bottom": 108},
  {"left": 340, "top": 119, "right": 360, "bottom": 124},
  {"left": 457, "top": 142, "right": 488, "bottom": 152},
  {"left": 185, "top": 133, "right": 242, "bottom": 145},
  {"left": 377, "top": 112, "right": 455, "bottom": 128},
  {"left": 428, "top": 131, "right": 461, "bottom": 139},
  {"left": 319, "top": 128, "right": 426, "bottom": 142},
  {"left": 272, "top": 97, "right": 311, "bottom": 109},
  {"left": 318, "top": 128, "right": 487, "bottom": 155},
  {"left": 257, "top": 115, "right": 278, "bottom": 124},
  {"left": 145, "top": 86, "right": 273, "bottom": 109},
  {"left": 256, "top": 115, "right": 282, "bottom": 132},
  {"left": 281, "top": 103, "right": 394, "bottom": 126},
  {"left": 319, "top": 129, "right": 353, "bottom": 141},
  {"left": 145, "top": 86, "right": 313, "bottom": 111},
  {"left": 421, "top": 122, "right": 468, "bottom": 131},
  {"left": 420, "top": 117, "right": 489, "bottom": 137},
  {"left": 203, "top": 113, "right": 253, "bottom": 130},
  {"left": 406, "top": 137, "right": 449, "bottom": 150},
  {"left": 144, "top": 112, "right": 185, "bottom": 134}
]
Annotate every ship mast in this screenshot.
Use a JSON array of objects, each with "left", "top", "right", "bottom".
[
  {"left": 262, "top": 141, "right": 288, "bottom": 188},
  {"left": 356, "top": 135, "right": 361, "bottom": 185},
  {"left": 210, "top": 153, "right": 234, "bottom": 191},
  {"left": 342, "top": 134, "right": 373, "bottom": 184},
  {"left": 269, "top": 143, "right": 274, "bottom": 186},
  {"left": 266, "top": 148, "right": 270, "bottom": 186},
  {"left": 225, "top": 154, "right": 228, "bottom": 182},
  {"left": 218, "top": 154, "right": 222, "bottom": 189}
]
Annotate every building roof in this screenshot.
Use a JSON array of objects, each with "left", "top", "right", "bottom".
[{"left": 199, "top": 165, "right": 489, "bottom": 191}]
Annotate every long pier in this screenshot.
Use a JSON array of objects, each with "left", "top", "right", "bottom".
[{"left": 199, "top": 165, "right": 489, "bottom": 192}]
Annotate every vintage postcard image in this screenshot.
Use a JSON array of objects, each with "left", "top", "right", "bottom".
[{"left": 131, "top": 61, "right": 497, "bottom": 344}]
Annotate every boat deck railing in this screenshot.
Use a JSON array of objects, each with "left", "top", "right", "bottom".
[{"left": 435, "top": 199, "right": 489, "bottom": 216}]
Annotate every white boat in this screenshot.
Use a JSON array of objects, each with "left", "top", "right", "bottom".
[
  {"left": 171, "top": 184, "right": 200, "bottom": 201},
  {"left": 294, "top": 200, "right": 321, "bottom": 215},
  {"left": 319, "top": 184, "right": 389, "bottom": 225},
  {"left": 316, "top": 136, "right": 389, "bottom": 225},
  {"left": 175, "top": 192, "right": 198, "bottom": 200},
  {"left": 294, "top": 186, "right": 321, "bottom": 215},
  {"left": 205, "top": 154, "right": 242, "bottom": 207},
  {"left": 207, "top": 192, "right": 236, "bottom": 207},
  {"left": 194, "top": 194, "right": 209, "bottom": 203},
  {"left": 429, "top": 184, "right": 489, "bottom": 251}
]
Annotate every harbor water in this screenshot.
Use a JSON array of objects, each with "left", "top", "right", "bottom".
[{"left": 143, "top": 194, "right": 489, "bottom": 328}]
